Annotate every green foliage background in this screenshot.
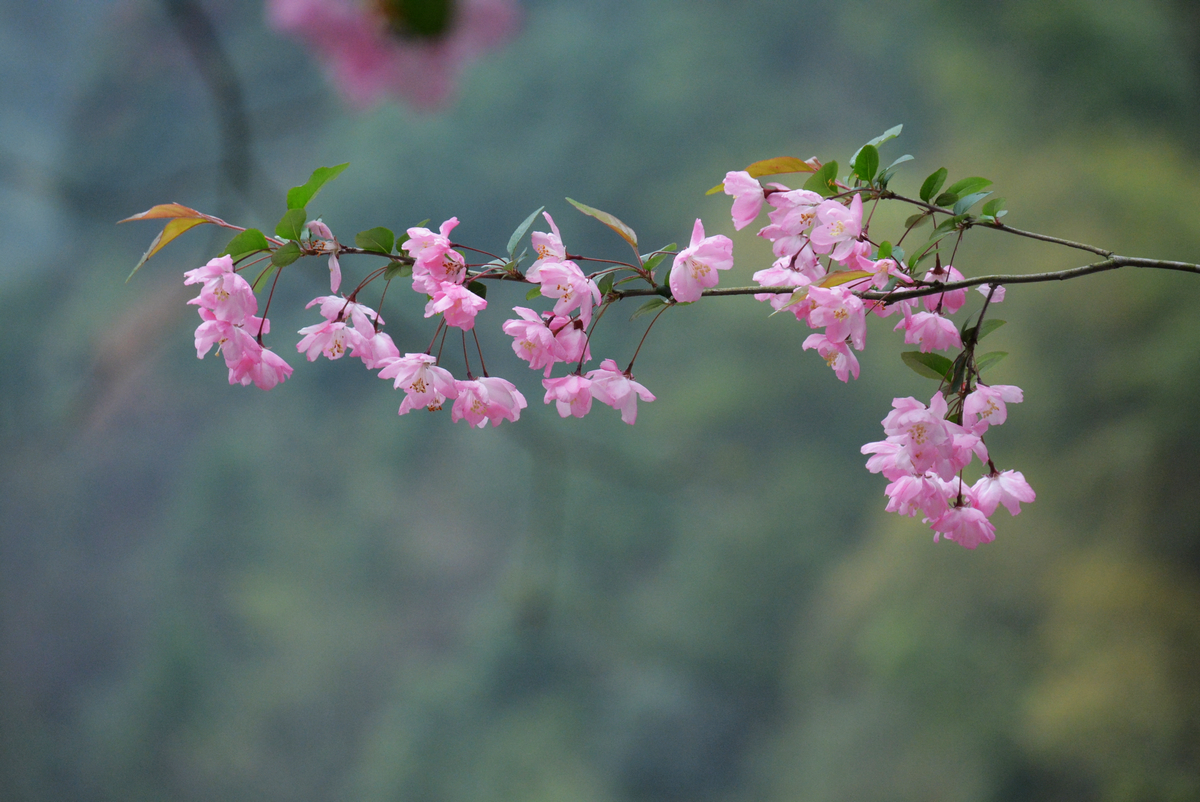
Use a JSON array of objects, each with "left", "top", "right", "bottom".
[{"left": 2, "top": 1, "right": 1199, "bottom": 800}]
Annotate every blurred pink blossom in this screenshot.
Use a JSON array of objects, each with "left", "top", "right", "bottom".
[{"left": 266, "top": 0, "right": 521, "bottom": 109}]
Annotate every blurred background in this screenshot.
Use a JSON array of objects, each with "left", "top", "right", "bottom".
[{"left": 3, "top": 1, "right": 1200, "bottom": 800}]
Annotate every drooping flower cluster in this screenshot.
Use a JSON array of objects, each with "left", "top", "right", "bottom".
[
  {"left": 185, "top": 255, "right": 293, "bottom": 390},
  {"left": 265, "top": 0, "right": 520, "bottom": 109}
]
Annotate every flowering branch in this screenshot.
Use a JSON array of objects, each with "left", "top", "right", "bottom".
[{"left": 120, "top": 125, "right": 1197, "bottom": 550}]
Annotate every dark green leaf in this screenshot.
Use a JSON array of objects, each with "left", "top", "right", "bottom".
[
  {"left": 631, "top": 297, "right": 669, "bottom": 318},
  {"left": 853, "top": 144, "right": 879, "bottom": 183},
  {"left": 919, "top": 168, "right": 948, "bottom": 203},
  {"left": 975, "top": 351, "right": 1008, "bottom": 373},
  {"left": 395, "top": 231, "right": 411, "bottom": 250},
  {"left": 905, "top": 212, "right": 932, "bottom": 230},
  {"left": 933, "top": 191, "right": 960, "bottom": 207},
  {"left": 221, "top": 228, "right": 271, "bottom": 260},
  {"left": 950, "top": 353, "right": 969, "bottom": 392},
  {"left": 252, "top": 263, "right": 277, "bottom": 293},
  {"left": 877, "top": 241, "right": 893, "bottom": 260},
  {"left": 383, "top": 261, "right": 412, "bottom": 281},
  {"left": 275, "top": 208, "right": 307, "bottom": 241},
  {"left": 355, "top": 227, "right": 395, "bottom": 255},
  {"left": 953, "top": 190, "right": 993, "bottom": 216},
  {"left": 597, "top": 273, "right": 615, "bottom": 296},
  {"left": 286, "top": 163, "right": 349, "bottom": 210},
  {"left": 977, "top": 318, "right": 1006, "bottom": 340},
  {"left": 849, "top": 125, "right": 903, "bottom": 166},
  {"left": 901, "top": 351, "right": 954, "bottom": 381},
  {"left": 891, "top": 246, "right": 906, "bottom": 265},
  {"left": 506, "top": 206, "right": 545, "bottom": 257},
  {"left": 466, "top": 280, "right": 486, "bottom": 299},
  {"left": 565, "top": 198, "right": 637, "bottom": 249},
  {"left": 946, "top": 176, "right": 992, "bottom": 198},
  {"left": 270, "top": 240, "right": 302, "bottom": 268},
  {"left": 886, "top": 154, "right": 915, "bottom": 170},
  {"left": 802, "top": 161, "right": 839, "bottom": 197},
  {"left": 525, "top": 285, "right": 543, "bottom": 300},
  {"left": 641, "top": 244, "right": 675, "bottom": 276}
]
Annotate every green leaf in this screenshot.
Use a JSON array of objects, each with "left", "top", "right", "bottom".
[
  {"left": 270, "top": 240, "right": 302, "bottom": 268},
  {"left": 383, "top": 261, "right": 412, "bottom": 281},
  {"left": 506, "top": 206, "right": 545, "bottom": 257},
  {"left": 802, "top": 160, "right": 839, "bottom": 197},
  {"left": 286, "top": 163, "right": 349, "bottom": 210},
  {"left": 886, "top": 154, "right": 915, "bottom": 170},
  {"left": 466, "top": 280, "right": 487, "bottom": 299},
  {"left": 221, "top": 228, "right": 271, "bottom": 261},
  {"left": 251, "top": 263, "right": 277, "bottom": 293},
  {"left": 891, "top": 246, "right": 906, "bottom": 265},
  {"left": 565, "top": 198, "right": 637, "bottom": 249},
  {"left": 901, "top": 351, "right": 954, "bottom": 381},
  {"left": 849, "top": 124, "right": 903, "bottom": 167},
  {"left": 819, "top": 270, "right": 872, "bottom": 288},
  {"left": 977, "top": 318, "right": 1006, "bottom": 340},
  {"left": 597, "top": 273, "right": 615, "bottom": 296},
  {"left": 355, "top": 227, "right": 395, "bottom": 255},
  {"left": 953, "top": 190, "right": 993, "bottom": 216},
  {"left": 877, "top": 241, "right": 893, "bottom": 260},
  {"left": 641, "top": 244, "right": 675, "bottom": 276},
  {"left": 853, "top": 144, "right": 879, "bottom": 183},
  {"left": 919, "top": 167, "right": 948, "bottom": 203},
  {"left": 904, "top": 212, "right": 932, "bottom": 231},
  {"left": 525, "top": 285, "right": 543, "bottom": 300},
  {"left": 981, "top": 198, "right": 1007, "bottom": 218},
  {"left": 769, "top": 286, "right": 810, "bottom": 317},
  {"left": 946, "top": 176, "right": 992, "bottom": 198},
  {"left": 975, "top": 351, "right": 1008, "bottom": 373},
  {"left": 933, "top": 191, "right": 960, "bottom": 207},
  {"left": 275, "top": 208, "right": 307, "bottom": 241},
  {"left": 631, "top": 297, "right": 669, "bottom": 318}
]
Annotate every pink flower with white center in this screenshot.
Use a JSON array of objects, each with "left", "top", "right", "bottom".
[
  {"left": 763, "top": 187, "right": 823, "bottom": 240},
  {"left": 297, "top": 295, "right": 380, "bottom": 361},
  {"left": 977, "top": 283, "right": 1006, "bottom": 303},
  {"left": 265, "top": 0, "right": 521, "bottom": 110},
  {"left": 404, "top": 217, "right": 466, "bottom": 293},
  {"left": 378, "top": 353, "right": 458, "bottom": 414},
  {"left": 586, "top": 359, "right": 655, "bottom": 424},
  {"left": 802, "top": 333, "right": 861, "bottom": 382},
  {"left": 451, "top": 376, "right": 527, "bottom": 427},
  {"left": 807, "top": 285, "right": 866, "bottom": 350},
  {"left": 551, "top": 315, "right": 591, "bottom": 366},
  {"left": 880, "top": 393, "right": 958, "bottom": 480},
  {"left": 669, "top": 219, "right": 734, "bottom": 303},
  {"left": 808, "top": 194, "right": 862, "bottom": 262},
  {"left": 752, "top": 261, "right": 816, "bottom": 312},
  {"left": 186, "top": 262, "right": 258, "bottom": 324},
  {"left": 931, "top": 504, "right": 996, "bottom": 549},
  {"left": 503, "top": 306, "right": 561, "bottom": 374},
  {"left": 972, "top": 470, "right": 1036, "bottom": 516},
  {"left": 922, "top": 265, "right": 967, "bottom": 313},
  {"left": 962, "top": 383, "right": 1023, "bottom": 432},
  {"left": 723, "top": 171, "right": 765, "bottom": 230},
  {"left": 349, "top": 329, "right": 401, "bottom": 369},
  {"left": 536, "top": 261, "right": 601, "bottom": 326},
  {"left": 542, "top": 374, "right": 594, "bottom": 418},
  {"left": 425, "top": 282, "right": 487, "bottom": 330},
  {"left": 528, "top": 212, "right": 567, "bottom": 279},
  {"left": 866, "top": 257, "right": 912, "bottom": 291},
  {"left": 895, "top": 305, "right": 962, "bottom": 353},
  {"left": 310, "top": 294, "right": 380, "bottom": 332}
]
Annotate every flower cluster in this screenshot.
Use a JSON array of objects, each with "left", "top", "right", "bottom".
[{"left": 185, "top": 255, "right": 293, "bottom": 390}]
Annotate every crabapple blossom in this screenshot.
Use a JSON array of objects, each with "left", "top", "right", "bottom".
[
  {"left": 963, "top": 384, "right": 1024, "bottom": 432},
  {"left": 972, "top": 470, "right": 1036, "bottom": 516},
  {"left": 503, "top": 307, "right": 561, "bottom": 374},
  {"left": 296, "top": 296, "right": 381, "bottom": 361},
  {"left": 528, "top": 212, "right": 567, "bottom": 276},
  {"left": 542, "top": 374, "right": 593, "bottom": 418},
  {"left": 807, "top": 285, "right": 866, "bottom": 350},
  {"left": 977, "top": 283, "right": 1006, "bottom": 303},
  {"left": 451, "top": 376, "right": 527, "bottom": 427},
  {"left": 534, "top": 261, "right": 601, "bottom": 326},
  {"left": 722, "top": 171, "right": 765, "bottom": 230},
  {"left": 378, "top": 353, "right": 458, "bottom": 414},
  {"left": 802, "top": 333, "right": 861, "bottom": 382},
  {"left": 404, "top": 217, "right": 467, "bottom": 293},
  {"left": 896, "top": 305, "right": 962, "bottom": 353},
  {"left": 922, "top": 265, "right": 967, "bottom": 314},
  {"left": 931, "top": 503, "right": 996, "bottom": 550},
  {"left": 808, "top": 193, "right": 862, "bottom": 262},
  {"left": 669, "top": 219, "right": 734, "bottom": 303},
  {"left": 425, "top": 282, "right": 487, "bottom": 329},
  {"left": 586, "top": 359, "right": 655, "bottom": 424}
]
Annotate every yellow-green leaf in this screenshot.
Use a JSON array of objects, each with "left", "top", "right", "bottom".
[
  {"left": 565, "top": 198, "right": 638, "bottom": 249},
  {"left": 125, "top": 217, "right": 211, "bottom": 281},
  {"left": 119, "top": 203, "right": 210, "bottom": 223},
  {"left": 819, "top": 270, "right": 872, "bottom": 288},
  {"left": 706, "top": 156, "right": 820, "bottom": 194}
]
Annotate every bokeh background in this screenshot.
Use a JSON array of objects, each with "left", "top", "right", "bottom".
[{"left": 3, "top": 1, "right": 1200, "bottom": 800}]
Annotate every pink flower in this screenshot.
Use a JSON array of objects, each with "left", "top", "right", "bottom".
[
  {"left": 895, "top": 306, "right": 962, "bottom": 353},
  {"left": 535, "top": 261, "right": 601, "bottom": 326},
  {"left": 931, "top": 504, "right": 996, "bottom": 549},
  {"left": 586, "top": 359, "right": 655, "bottom": 424},
  {"left": 378, "top": 352, "right": 458, "bottom": 414},
  {"left": 425, "top": 282, "right": 487, "bottom": 329},
  {"left": 528, "top": 212, "right": 567, "bottom": 278},
  {"left": 922, "top": 265, "right": 967, "bottom": 313},
  {"left": 451, "top": 376, "right": 527, "bottom": 427},
  {"left": 669, "top": 219, "right": 734, "bottom": 303},
  {"left": 265, "top": 0, "right": 521, "bottom": 110},
  {"left": 807, "top": 194, "right": 862, "bottom": 262},
  {"left": 723, "top": 171, "right": 765, "bottom": 230},
  {"left": 503, "top": 306, "right": 561, "bottom": 374},
  {"left": 542, "top": 374, "right": 593, "bottom": 418},
  {"left": 185, "top": 256, "right": 258, "bottom": 324},
  {"left": 349, "top": 329, "right": 401, "bottom": 369},
  {"left": 802, "top": 333, "right": 861, "bottom": 382},
  {"left": 972, "top": 470, "right": 1035, "bottom": 516},
  {"left": 807, "top": 285, "right": 866, "bottom": 350},
  {"left": 977, "top": 283, "right": 1006, "bottom": 303},
  {"left": 550, "top": 315, "right": 591, "bottom": 366},
  {"left": 963, "top": 384, "right": 1023, "bottom": 432},
  {"left": 296, "top": 295, "right": 380, "bottom": 361},
  {"left": 327, "top": 253, "right": 342, "bottom": 293},
  {"left": 404, "top": 217, "right": 466, "bottom": 294}
]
